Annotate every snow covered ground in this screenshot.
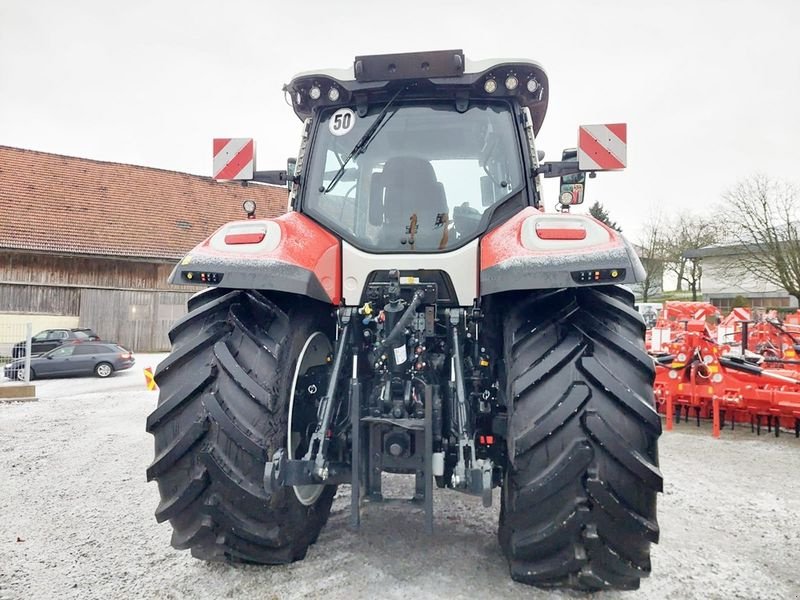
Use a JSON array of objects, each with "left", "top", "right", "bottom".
[{"left": 1, "top": 355, "right": 799, "bottom": 599}]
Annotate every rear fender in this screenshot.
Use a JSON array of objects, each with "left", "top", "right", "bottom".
[
  {"left": 170, "top": 212, "right": 341, "bottom": 304},
  {"left": 480, "top": 207, "right": 645, "bottom": 295}
]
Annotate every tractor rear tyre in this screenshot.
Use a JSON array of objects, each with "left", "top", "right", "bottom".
[
  {"left": 146, "top": 288, "right": 336, "bottom": 563},
  {"left": 499, "top": 286, "right": 662, "bottom": 591}
]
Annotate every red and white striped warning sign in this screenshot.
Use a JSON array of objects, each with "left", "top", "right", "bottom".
[
  {"left": 213, "top": 138, "right": 255, "bottom": 180},
  {"left": 577, "top": 124, "right": 627, "bottom": 170}
]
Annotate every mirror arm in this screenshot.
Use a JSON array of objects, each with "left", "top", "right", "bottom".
[
  {"left": 252, "top": 170, "right": 289, "bottom": 185},
  {"left": 533, "top": 161, "right": 590, "bottom": 179}
]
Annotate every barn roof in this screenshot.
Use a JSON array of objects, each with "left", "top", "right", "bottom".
[{"left": 0, "top": 146, "right": 288, "bottom": 260}]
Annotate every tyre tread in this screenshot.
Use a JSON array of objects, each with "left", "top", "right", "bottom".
[
  {"left": 499, "top": 286, "right": 660, "bottom": 591},
  {"left": 147, "top": 290, "right": 335, "bottom": 564}
]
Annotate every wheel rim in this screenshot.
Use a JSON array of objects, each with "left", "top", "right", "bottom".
[
  {"left": 287, "top": 331, "right": 332, "bottom": 506},
  {"left": 97, "top": 364, "right": 112, "bottom": 377},
  {"left": 16, "top": 369, "right": 25, "bottom": 381}
]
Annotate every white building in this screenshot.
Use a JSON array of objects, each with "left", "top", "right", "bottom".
[{"left": 683, "top": 245, "right": 798, "bottom": 312}]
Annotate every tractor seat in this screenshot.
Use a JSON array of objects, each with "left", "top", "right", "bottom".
[{"left": 369, "top": 157, "right": 449, "bottom": 250}]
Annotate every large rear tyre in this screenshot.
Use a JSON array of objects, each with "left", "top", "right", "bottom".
[
  {"left": 146, "top": 288, "right": 336, "bottom": 563},
  {"left": 498, "top": 286, "right": 662, "bottom": 591}
]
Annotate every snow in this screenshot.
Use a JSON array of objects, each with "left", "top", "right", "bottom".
[{"left": 1, "top": 359, "right": 799, "bottom": 599}]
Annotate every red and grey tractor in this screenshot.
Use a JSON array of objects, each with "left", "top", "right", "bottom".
[{"left": 146, "top": 50, "right": 661, "bottom": 591}]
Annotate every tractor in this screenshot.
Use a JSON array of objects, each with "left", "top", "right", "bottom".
[{"left": 146, "top": 50, "right": 661, "bottom": 591}]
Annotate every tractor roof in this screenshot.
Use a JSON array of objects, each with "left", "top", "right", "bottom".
[{"left": 284, "top": 50, "right": 549, "bottom": 135}]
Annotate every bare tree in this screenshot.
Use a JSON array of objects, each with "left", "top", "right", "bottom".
[
  {"left": 720, "top": 174, "right": 800, "bottom": 302},
  {"left": 663, "top": 214, "right": 721, "bottom": 299},
  {"left": 635, "top": 214, "right": 666, "bottom": 302}
]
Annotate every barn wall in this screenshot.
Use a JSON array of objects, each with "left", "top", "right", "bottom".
[
  {"left": 0, "top": 251, "right": 197, "bottom": 351},
  {"left": 79, "top": 289, "right": 190, "bottom": 352},
  {"left": 1, "top": 252, "right": 192, "bottom": 291},
  {"left": 0, "top": 283, "right": 80, "bottom": 315}
]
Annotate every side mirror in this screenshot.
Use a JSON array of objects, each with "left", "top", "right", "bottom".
[
  {"left": 558, "top": 148, "right": 585, "bottom": 206},
  {"left": 287, "top": 157, "right": 297, "bottom": 184},
  {"left": 46, "top": 355, "right": 53, "bottom": 360}
]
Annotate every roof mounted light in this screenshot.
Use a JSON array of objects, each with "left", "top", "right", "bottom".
[
  {"left": 327, "top": 86, "right": 340, "bottom": 102},
  {"left": 242, "top": 200, "right": 256, "bottom": 219},
  {"left": 309, "top": 85, "right": 321, "bottom": 100},
  {"left": 505, "top": 75, "right": 519, "bottom": 91},
  {"left": 484, "top": 78, "right": 497, "bottom": 94},
  {"left": 526, "top": 78, "right": 539, "bottom": 93}
]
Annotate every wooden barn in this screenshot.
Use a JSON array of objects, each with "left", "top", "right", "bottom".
[{"left": 0, "top": 146, "right": 287, "bottom": 352}]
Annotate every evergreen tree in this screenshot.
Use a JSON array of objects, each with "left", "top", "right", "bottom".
[{"left": 588, "top": 201, "right": 622, "bottom": 232}]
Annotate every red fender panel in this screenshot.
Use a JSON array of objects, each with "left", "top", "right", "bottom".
[
  {"left": 172, "top": 212, "right": 341, "bottom": 304},
  {"left": 480, "top": 207, "right": 644, "bottom": 294}
]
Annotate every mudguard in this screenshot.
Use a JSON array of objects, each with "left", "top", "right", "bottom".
[
  {"left": 480, "top": 207, "right": 645, "bottom": 296},
  {"left": 169, "top": 212, "right": 341, "bottom": 304}
]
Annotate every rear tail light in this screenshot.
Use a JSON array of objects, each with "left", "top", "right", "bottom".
[
  {"left": 119, "top": 352, "right": 131, "bottom": 359},
  {"left": 225, "top": 231, "right": 265, "bottom": 244},
  {"left": 535, "top": 226, "right": 587, "bottom": 240}
]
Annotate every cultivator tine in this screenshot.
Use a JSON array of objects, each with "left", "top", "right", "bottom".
[
  {"left": 757, "top": 416, "right": 762, "bottom": 436},
  {"left": 696, "top": 407, "right": 701, "bottom": 427},
  {"left": 795, "top": 418, "right": 799, "bottom": 438}
]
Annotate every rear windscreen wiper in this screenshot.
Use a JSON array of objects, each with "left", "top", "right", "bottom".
[{"left": 322, "top": 86, "right": 407, "bottom": 194}]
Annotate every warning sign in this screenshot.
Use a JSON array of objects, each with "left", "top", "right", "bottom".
[
  {"left": 578, "top": 124, "right": 627, "bottom": 171},
  {"left": 213, "top": 138, "right": 255, "bottom": 180}
]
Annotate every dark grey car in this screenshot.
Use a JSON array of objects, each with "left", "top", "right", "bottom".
[{"left": 4, "top": 342, "right": 135, "bottom": 381}]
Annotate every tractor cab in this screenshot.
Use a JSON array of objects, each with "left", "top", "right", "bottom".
[{"left": 283, "top": 50, "right": 547, "bottom": 253}]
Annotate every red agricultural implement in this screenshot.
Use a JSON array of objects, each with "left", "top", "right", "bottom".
[
  {"left": 648, "top": 301, "right": 719, "bottom": 354},
  {"left": 651, "top": 310, "right": 800, "bottom": 438}
]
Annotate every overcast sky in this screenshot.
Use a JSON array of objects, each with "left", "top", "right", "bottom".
[{"left": 2, "top": 0, "right": 798, "bottom": 240}]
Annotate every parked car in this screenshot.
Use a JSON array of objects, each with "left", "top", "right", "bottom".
[
  {"left": 4, "top": 342, "right": 134, "bottom": 381},
  {"left": 11, "top": 328, "right": 100, "bottom": 358}
]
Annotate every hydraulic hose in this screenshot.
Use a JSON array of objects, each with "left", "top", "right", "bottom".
[
  {"left": 381, "top": 289, "right": 425, "bottom": 350},
  {"left": 719, "top": 355, "right": 762, "bottom": 375}
]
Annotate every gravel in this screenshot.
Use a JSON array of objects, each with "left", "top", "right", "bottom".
[{"left": 1, "top": 355, "right": 799, "bottom": 599}]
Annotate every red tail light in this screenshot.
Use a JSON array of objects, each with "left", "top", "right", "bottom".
[
  {"left": 119, "top": 352, "right": 131, "bottom": 359},
  {"left": 535, "top": 226, "right": 587, "bottom": 240},
  {"left": 224, "top": 231, "right": 265, "bottom": 245}
]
